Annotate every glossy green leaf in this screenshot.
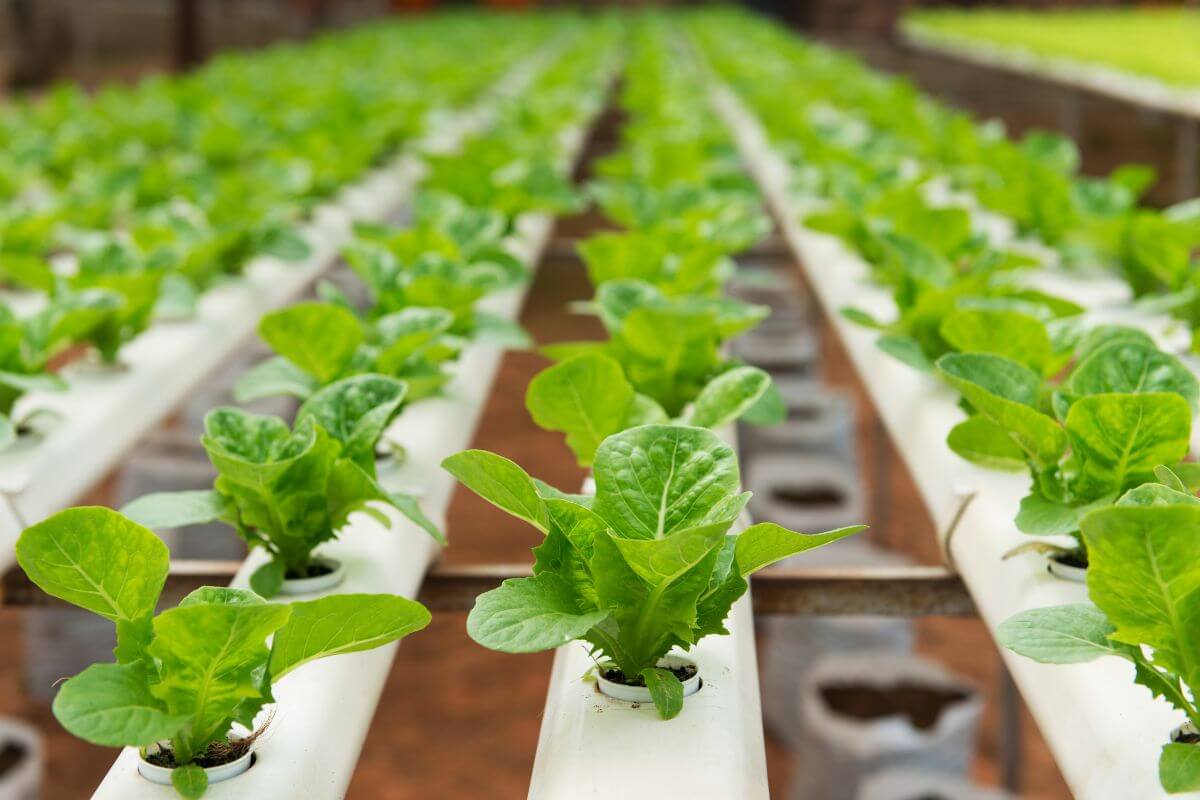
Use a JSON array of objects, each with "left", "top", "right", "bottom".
[
  {"left": 946, "top": 415, "right": 1027, "bottom": 470},
  {"left": 466, "top": 575, "right": 609, "bottom": 653},
  {"left": 526, "top": 353, "right": 633, "bottom": 466},
  {"left": 592, "top": 425, "right": 738, "bottom": 539},
  {"left": 996, "top": 605, "right": 1121, "bottom": 663},
  {"left": 52, "top": 662, "right": 186, "bottom": 747},
  {"left": 148, "top": 600, "right": 292, "bottom": 760},
  {"left": 269, "top": 593, "right": 431, "bottom": 681},
  {"left": 735, "top": 522, "right": 865, "bottom": 576},
  {"left": 1160, "top": 743, "right": 1200, "bottom": 793},
  {"left": 941, "top": 308, "right": 1052, "bottom": 373},
  {"left": 16, "top": 507, "right": 167, "bottom": 623},
  {"left": 1065, "top": 393, "right": 1191, "bottom": 497},
  {"left": 442, "top": 449, "right": 549, "bottom": 533},
  {"left": 938, "top": 353, "right": 1066, "bottom": 468},
  {"left": 1069, "top": 342, "right": 1199, "bottom": 412}
]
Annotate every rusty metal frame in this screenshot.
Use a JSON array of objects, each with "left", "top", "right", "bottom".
[{"left": 1, "top": 560, "right": 973, "bottom": 616}]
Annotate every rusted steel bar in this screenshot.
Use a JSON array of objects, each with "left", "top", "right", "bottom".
[
  {"left": 750, "top": 565, "right": 976, "bottom": 617},
  {"left": 1, "top": 561, "right": 975, "bottom": 617}
]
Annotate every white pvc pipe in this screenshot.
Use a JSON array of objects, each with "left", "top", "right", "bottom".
[
  {"left": 713, "top": 83, "right": 1197, "bottom": 799},
  {"left": 529, "top": 423, "right": 770, "bottom": 800},
  {"left": 0, "top": 50, "right": 555, "bottom": 574},
  {"left": 86, "top": 55, "right": 611, "bottom": 800}
]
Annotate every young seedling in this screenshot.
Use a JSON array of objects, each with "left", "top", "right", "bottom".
[
  {"left": 444, "top": 423, "right": 863, "bottom": 719},
  {"left": 998, "top": 470, "right": 1200, "bottom": 793},
  {"left": 526, "top": 351, "right": 782, "bottom": 466},
  {"left": 124, "top": 374, "right": 441, "bottom": 597},
  {"left": 15, "top": 506, "right": 430, "bottom": 798}
]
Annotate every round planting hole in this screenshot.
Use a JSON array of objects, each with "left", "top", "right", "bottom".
[
  {"left": 0, "top": 742, "right": 27, "bottom": 779},
  {"left": 819, "top": 682, "right": 971, "bottom": 731},
  {"left": 771, "top": 485, "right": 847, "bottom": 507}
]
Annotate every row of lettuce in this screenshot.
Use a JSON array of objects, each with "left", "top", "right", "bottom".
[
  {"left": 692, "top": 9, "right": 1200, "bottom": 793},
  {"left": 445, "top": 19, "right": 861, "bottom": 723},
  {"left": 0, "top": 16, "right": 551, "bottom": 450},
  {"left": 11, "top": 20, "right": 617, "bottom": 799}
]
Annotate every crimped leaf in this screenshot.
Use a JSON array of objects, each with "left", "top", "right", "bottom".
[
  {"left": 639, "top": 667, "right": 684, "bottom": 720},
  {"left": 297, "top": 373, "right": 407, "bottom": 470},
  {"left": 1066, "top": 393, "right": 1191, "bottom": 497},
  {"left": 259, "top": 302, "right": 362, "bottom": 384},
  {"left": 122, "top": 490, "right": 230, "bottom": 530},
  {"left": 148, "top": 601, "right": 292, "bottom": 757},
  {"left": 592, "top": 425, "right": 738, "bottom": 539},
  {"left": 735, "top": 522, "right": 865, "bottom": 576},
  {"left": 686, "top": 366, "right": 773, "bottom": 429},
  {"left": 1082, "top": 505, "right": 1200, "bottom": 690}
]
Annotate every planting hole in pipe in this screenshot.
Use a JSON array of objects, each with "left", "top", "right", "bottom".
[
  {"left": 1045, "top": 552, "right": 1087, "bottom": 584},
  {"left": 138, "top": 739, "right": 257, "bottom": 787},
  {"left": 819, "top": 682, "right": 971, "bottom": 732},
  {"left": 279, "top": 555, "right": 346, "bottom": 595},
  {"left": 596, "top": 656, "right": 702, "bottom": 705},
  {"left": 0, "top": 742, "right": 26, "bottom": 779},
  {"left": 771, "top": 484, "right": 846, "bottom": 507},
  {"left": 1171, "top": 722, "right": 1200, "bottom": 744}
]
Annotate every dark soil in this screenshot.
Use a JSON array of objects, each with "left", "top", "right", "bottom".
[
  {"left": 285, "top": 560, "right": 336, "bottom": 580},
  {"left": 772, "top": 485, "right": 846, "bottom": 506},
  {"left": 786, "top": 403, "right": 823, "bottom": 422},
  {"left": 602, "top": 664, "right": 698, "bottom": 687},
  {"left": 1050, "top": 551, "right": 1088, "bottom": 569},
  {"left": 1176, "top": 731, "right": 1200, "bottom": 745},
  {"left": 143, "top": 738, "right": 254, "bottom": 770},
  {"left": 0, "top": 742, "right": 26, "bottom": 778},
  {"left": 820, "top": 681, "right": 970, "bottom": 731}
]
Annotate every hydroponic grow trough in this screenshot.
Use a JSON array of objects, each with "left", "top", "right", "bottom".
[
  {"left": 713, "top": 81, "right": 1199, "bottom": 800},
  {"left": 85, "top": 58, "right": 608, "bottom": 800},
  {"left": 0, "top": 49, "right": 551, "bottom": 576}
]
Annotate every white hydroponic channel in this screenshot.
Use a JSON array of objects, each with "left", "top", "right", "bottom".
[
  {"left": 87, "top": 48, "right": 610, "bottom": 800},
  {"left": 713, "top": 79, "right": 1200, "bottom": 799}
]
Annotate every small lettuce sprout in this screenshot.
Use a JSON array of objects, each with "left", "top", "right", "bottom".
[{"left": 15, "top": 506, "right": 430, "bottom": 798}]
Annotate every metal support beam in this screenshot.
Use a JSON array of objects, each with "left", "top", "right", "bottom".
[{"left": 2, "top": 561, "right": 975, "bottom": 616}]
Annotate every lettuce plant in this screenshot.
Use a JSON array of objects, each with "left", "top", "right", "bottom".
[
  {"left": 124, "top": 374, "right": 440, "bottom": 597},
  {"left": 339, "top": 236, "right": 528, "bottom": 343},
  {"left": 234, "top": 301, "right": 460, "bottom": 404},
  {"left": 934, "top": 324, "right": 1197, "bottom": 564},
  {"left": 545, "top": 279, "right": 772, "bottom": 417},
  {"left": 526, "top": 352, "right": 780, "bottom": 466},
  {"left": 15, "top": 506, "right": 429, "bottom": 799},
  {"left": 444, "top": 424, "right": 863, "bottom": 718},
  {"left": 998, "top": 472, "right": 1200, "bottom": 793}
]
